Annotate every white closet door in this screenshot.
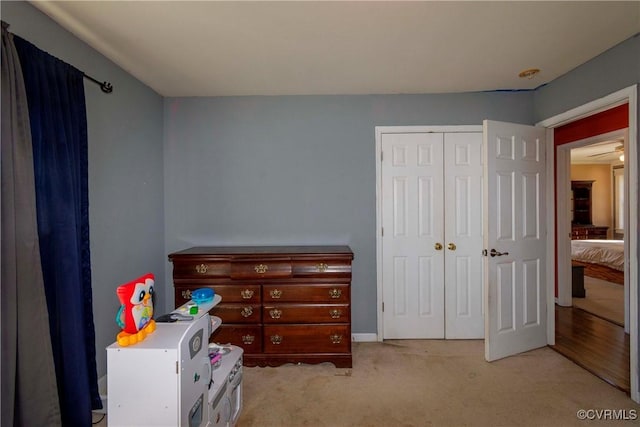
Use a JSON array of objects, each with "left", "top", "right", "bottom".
[
  {"left": 443, "top": 133, "right": 484, "bottom": 338},
  {"left": 381, "top": 132, "right": 445, "bottom": 338}
]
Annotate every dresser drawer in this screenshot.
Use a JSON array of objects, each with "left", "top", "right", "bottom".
[
  {"left": 211, "top": 304, "right": 261, "bottom": 323},
  {"left": 263, "top": 304, "right": 350, "bottom": 324},
  {"left": 231, "top": 260, "right": 292, "bottom": 279},
  {"left": 263, "top": 284, "right": 349, "bottom": 303},
  {"left": 263, "top": 325, "right": 350, "bottom": 354},
  {"left": 213, "top": 284, "right": 261, "bottom": 303},
  {"left": 171, "top": 261, "right": 231, "bottom": 278},
  {"left": 292, "top": 259, "right": 352, "bottom": 277},
  {"left": 175, "top": 285, "right": 260, "bottom": 306},
  {"left": 210, "top": 325, "right": 262, "bottom": 354},
  {"left": 175, "top": 286, "right": 222, "bottom": 306}
]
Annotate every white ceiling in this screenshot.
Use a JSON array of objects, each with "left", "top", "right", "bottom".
[
  {"left": 31, "top": 1, "right": 640, "bottom": 97},
  {"left": 571, "top": 139, "right": 626, "bottom": 164}
]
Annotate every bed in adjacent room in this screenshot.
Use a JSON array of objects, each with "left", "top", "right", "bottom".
[{"left": 571, "top": 239, "right": 624, "bottom": 285}]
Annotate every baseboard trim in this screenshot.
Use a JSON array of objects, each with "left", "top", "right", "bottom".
[{"left": 351, "top": 333, "right": 377, "bottom": 342}]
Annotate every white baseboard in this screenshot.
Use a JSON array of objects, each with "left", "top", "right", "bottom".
[{"left": 351, "top": 333, "right": 378, "bottom": 342}]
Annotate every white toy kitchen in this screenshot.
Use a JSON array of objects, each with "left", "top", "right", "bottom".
[{"left": 106, "top": 294, "right": 243, "bottom": 427}]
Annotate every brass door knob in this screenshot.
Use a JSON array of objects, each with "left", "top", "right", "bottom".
[
  {"left": 448, "top": 243, "right": 456, "bottom": 251},
  {"left": 435, "top": 243, "right": 443, "bottom": 250}
]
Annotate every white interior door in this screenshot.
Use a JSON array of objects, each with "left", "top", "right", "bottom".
[
  {"left": 381, "top": 132, "right": 445, "bottom": 338},
  {"left": 444, "top": 133, "right": 484, "bottom": 339},
  {"left": 483, "top": 120, "right": 548, "bottom": 361}
]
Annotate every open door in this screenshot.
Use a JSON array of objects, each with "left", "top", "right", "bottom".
[{"left": 484, "top": 120, "right": 548, "bottom": 361}]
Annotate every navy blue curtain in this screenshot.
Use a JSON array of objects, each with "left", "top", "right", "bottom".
[{"left": 13, "top": 36, "right": 100, "bottom": 426}]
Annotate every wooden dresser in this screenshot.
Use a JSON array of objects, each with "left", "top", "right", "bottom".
[
  {"left": 571, "top": 180, "right": 608, "bottom": 239},
  {"left": 168, "top": 246, "right": 354, "bottom": 368},
  {"left": 571, "top": 225, "right": 608, "bottom": 240}
]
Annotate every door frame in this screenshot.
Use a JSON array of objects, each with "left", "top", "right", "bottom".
[
  {"left": 374, "top": 125, "right": 482, "bottom": 341},
  {"left": 537, "top": 84, "right": 638, "bottom": 402},
  {"left": 556, "top": 129, "right": 628, "bottom": 326}
]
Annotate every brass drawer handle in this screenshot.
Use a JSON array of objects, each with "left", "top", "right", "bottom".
[
  {"left": 316, "top": 263, "right": 328, "bottom": 272},
  {"left": 254, "top": 264, "right": 269, "bottom": 274},
  {"left": 270, "top": 289, "right": 282, "bottom": 299},
  {"left": 269, "top": 309, "right": 282, "bottom": 319},
  {"left": 329, "top": 309, "right": 342, "bottom": 319},
  {"left": 329, "top": 288, "right": 342, "bottom": 299},
  {"left": 241, "top": 306, "right": 253, "bottom": 318},
  {"left": 270, "top": 335, "right": 282, "bottom": 345},
  {"left": 241, "top": 289, "right": 254, "bottom": 299},
  {"left": 181, "top": 289, "right": 192, "bottom": 300},
  {"left": 242, "top": 334, "right": 255, "bottom": 345},
  {"left": 330, "top": 334, "right": 343, "bottom": 344},
  {"left": 195, "top": 263, "right": 208, "bottom": 274}
]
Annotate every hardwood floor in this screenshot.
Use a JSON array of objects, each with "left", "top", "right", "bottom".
[{"left": 551, "top": 305, "right": 630, "bottom": 393}]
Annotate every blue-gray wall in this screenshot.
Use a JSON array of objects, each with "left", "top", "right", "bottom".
[
  {"left": 1, "top": 2, "right": 165, "bottom": 379},
  {"left": 533, "top": 34, "right": 639, "bottom": 122},
  {"left": 4, "top": 0, "right": 638, "bottom": 381},
  {"left": 163, "top": 93, "right": 534, "bottom": 335}
]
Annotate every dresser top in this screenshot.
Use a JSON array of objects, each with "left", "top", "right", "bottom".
[{"left": 169, "top": 245, "right": 353, "bottom": 259}]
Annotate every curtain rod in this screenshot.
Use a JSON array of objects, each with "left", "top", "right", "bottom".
[
  {"left": 83, "top": 73, "right": 113, "bottom": 94},
  {"left": 2, "top": 20, "right": 114, "bottom": 94}
]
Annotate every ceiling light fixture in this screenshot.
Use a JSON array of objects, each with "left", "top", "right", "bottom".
[{"left": 518, "top": 68, "right": 540, "bottom": 79}]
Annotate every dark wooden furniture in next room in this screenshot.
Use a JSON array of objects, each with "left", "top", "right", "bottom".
[
  {"left": 572, "top": 262, "right": 585, "bottom": 298},
  {"left": 571, "top": 180, "right": 608, "bottom": 239},
  {"left": 168, "top": 245, "right": 354, "bottom": 368},
  {"left": 571, "top": 225, "right": 609, "bottom": 240}
]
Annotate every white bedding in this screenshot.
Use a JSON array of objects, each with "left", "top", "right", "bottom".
[{"left": 571, "top": 239, "right": 624, "bottom": 271}]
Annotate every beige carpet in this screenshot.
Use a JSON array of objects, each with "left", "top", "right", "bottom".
[
  {"left": 573, "top": 276, "right": 624, "bottom": 326},
  {"left": 238, "top": 340, "right": 639, "bottom": 427}
]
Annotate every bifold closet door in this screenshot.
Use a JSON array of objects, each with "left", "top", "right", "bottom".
[
  {"left": 381, "top": 132, "right": 484, "bottom": 339},
  {"left": 443, "top": 132, "right": 484, "bottom": 339},
  {"left": 381, "top": 132, "right": 445, "bottom": 338}
]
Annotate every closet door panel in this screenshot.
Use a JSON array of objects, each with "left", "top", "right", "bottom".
[
  {"left": 381, "top": 132, "right": 445, "bottom": 338},
  {"left": 444, "top": 133, "right": 484, "bottom": 338}
]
